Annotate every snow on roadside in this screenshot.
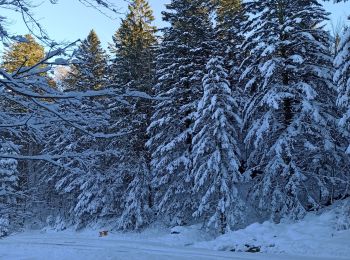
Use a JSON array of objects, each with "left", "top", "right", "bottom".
[
  {"left": 2, "top": 200, "right": 350, "bottom": 259},
  {"left": 38, "top": 222, "right": 213, "bottom": 249},
  {"left": 1, "top": 228, "right": 346, "bottom": 260},
  {"left": 193, "top": 200, "right": 350, "bottom": 259}
]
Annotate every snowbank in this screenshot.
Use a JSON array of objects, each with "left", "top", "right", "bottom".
[{"left": 194, "top": 200, "right": 350, "bottom": 258}]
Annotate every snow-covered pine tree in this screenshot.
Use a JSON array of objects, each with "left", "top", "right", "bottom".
[
  {"left": 109, "top": 0, "right": 156, "bottom": 88},
  {"left": 191, "top": 56, "right": 244, "bottom": 233},
  {"left": 1, "top": 34, "right": 46, "bottom": 74},
  {"left": 40, "top": 30, "right": 117, "bottom": 229},
  {"left": 116, "top": 156, "right": 153, "bottom": 230},
  {"left": 64, "top": 29, "right": 108, "bottom": 91},
  {"left": 0, "top": 35, "right": 48, "bottom": 229},
  {"left": 109, "top": 0, "right": 157, "bottom": 230},
  {"left": 0, "top": 0, "right": 125, "bottom": 231},
  {"left": 42, "top": 118, "right": 122, "bottom": 230},
  {"left": 0, "top": 141, "right": 20, "bottom": 237},
  {"left": 334, "top": 24, "right": 350, "bottom": 205},
  {"left": 241, "top": 0, "right": 345, "bottom": 222},
  {"left": 147, "top": 0, "right": 215, "bottom": 225},
  {"left": 335, "top": 26, "right": 350, "bottom": 151},
  {"left": 214, "top": 0, "right": 247, "bottom": 173},
  {"left": 215, "top": 0, "right": 246, "bottom": 85}
]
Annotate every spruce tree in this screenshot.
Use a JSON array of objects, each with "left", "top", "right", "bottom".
[
  {"left": 2, "top": 34, "right": 45, "bottom": 73},
  {"left": 0, "top": 141, "right": 20, "bottom": 237},
  {"left": 110, "top": 0, "right": 156, "bottom": 87},
  {"left": 335, "top": 26, "right": 350, "bottom": 151},
  {"left": 147, "top": 0, "right": 215, "bottom": 225},
  {"left": 241, "top": 0, "right": 345, "bottom": 221},
  {"left": 65, "top": 30, "right": 108, "bottom": 91},
  {"left": 40, "top": 99, "right": 118, "bottom": 230},
  {"left": 214, "top": 0, "right": 246, "bottom": 80},
  {"left": 1, "top": 35, "right": 49, "bottom": 230},
  {"left": 42, "top": 30, "right": 112, "bottom": 229},
  {"left": 215, "top": 0, "right": 241, "bottom": 22},
  {"left": 108, "top": 0, "right": 157, "bottom": 230},
  {"left": 191, "top": 56, "right": 244, "bottom": 233},
  {"left": 214, "top": 0, "right": 247, "bottom": 172},
  {"left": 334, "top": 25, "right": 350, "bottom": 207},
  {"left": 215, "top": 0, "right": 245, "bottom": 65}
]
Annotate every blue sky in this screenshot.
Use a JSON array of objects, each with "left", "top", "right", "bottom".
[{"left": 2, "top": 0, "right": 350, "bottom": 49}]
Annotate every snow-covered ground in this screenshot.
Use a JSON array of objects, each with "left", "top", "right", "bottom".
[
  {"left": 0, "top": 230, "right": 344, "bottom": 260},
  {"left": 1, "top": 203, "right": 349, "bottom": 260},
  {"left": 196, "top": 210, "right": 350, "bottom": 259}
]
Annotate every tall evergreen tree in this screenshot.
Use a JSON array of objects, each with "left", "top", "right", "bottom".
[
  {"left": 215, "top": 0, "right": 244, "bottom": 59},
  {"left": 214, "top": 0, "right": 246, "bottom": 80},
  {"left": 0, "top": 141, "right": 20, "bottom": 237},
  {"left": 147, "top": 0, "right": 215, "bottom": 225},
  {"left": 110, "top": 0, "right": 156, "bottom": 87},
  {"left": 191, "top": 56, "right": 244, "bottom": 233},
  {"left": 1, "top": 34, "right": 45, "bottom": 73},
  {"left": 214, "top": 0, "right": 247, "bottom": 172},
  {"left": 1, "top": 34, "right": 50, "bottom": 231},
  {"left": 39, "top": 98, "right": 118, "bottom": 230},
  {"left": 64, "top": 30, "right": 108, "bottom": 91},
  {"left": 109, "top": 0, "right": 157, "bottom": 230},
  {"left": 42, "top": 30, "right": 112, "bottom": 229},
  {"left": 241, "top": 0, "right": 345, "bottom": 221},
  {"left": 335, "top": 26, "right": 350, "bottom": 151}
]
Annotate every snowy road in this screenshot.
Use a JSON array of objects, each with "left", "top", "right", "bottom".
[{"left": 0, "top": 231, "right": 346, "bottom": 260}]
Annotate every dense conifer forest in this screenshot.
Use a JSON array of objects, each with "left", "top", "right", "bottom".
[{"left": 0, "top": 0, "right": 350, "bottom": 239}]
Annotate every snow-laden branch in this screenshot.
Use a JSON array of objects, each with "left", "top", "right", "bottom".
[{"left": 1, "top": 69, "right": 163, "bottom": 101}]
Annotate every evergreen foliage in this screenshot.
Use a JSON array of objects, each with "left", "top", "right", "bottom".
[
  {"left": 191, "top": 56, "right": 244, "bottom": 233},
  {"left": 42, "top": 30, "right": 112, "bottom": 229},
  {"left": 64, "top": 30, "right": 108, "bottom": 91},
  {"left": 110, "top": 0, "right": 157, "bottom": 87},
  {"left": 1, "top": 34, "right": 45, "bottom": 73},
  {"left": 335, "top": 26, "right": 350, "bottom": 151},
  {"left": 109, "top": 0, "right": 157, "bottom": 230},
  {"left": 147, "top": 0, "right": 215, "bottom": 225},
  {"left": 214, "top": 0, "right": 247, "bottom": 124},
  {"left": 1, "top": 0, "right": 350, "bottom": 237},
  {"left": 0, "top": 141, "right": 20, "bottom": 237},
  {"left": 241, "top": 0, "right": 346, "bottom": 221}
]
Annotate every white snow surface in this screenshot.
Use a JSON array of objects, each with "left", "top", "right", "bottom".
[
  {"left": 195, "top": 208, "right": 350, "bottom": 259},
  {"left": 1, "top": 205, "right": 349, "bottom": 260}
]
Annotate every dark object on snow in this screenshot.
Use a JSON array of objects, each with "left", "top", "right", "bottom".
[
  {"left": 245, "top": 244, "right": 261, "bottom": 253},
  {"left": 171, "top": 231, "right": 181, "bottom": 234},
  {"left": 99, "top": 230, "right": 108, "bottom": 237}
]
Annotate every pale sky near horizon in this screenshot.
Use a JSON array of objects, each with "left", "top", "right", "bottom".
[{"left": 1, "top": 0, "right": 350, "bottom": 50}]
